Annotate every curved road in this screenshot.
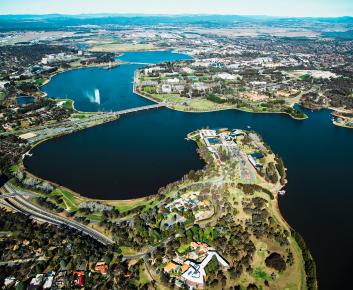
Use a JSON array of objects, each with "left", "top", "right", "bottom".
[{"left": 1, "top": 184, "right": 113, "bottom": 246}]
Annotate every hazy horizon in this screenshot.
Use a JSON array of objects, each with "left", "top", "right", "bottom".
[
  {"left": 0, "top": 13, "right": 352, "bottom": 19},
  {"left": 1, "top": 0, "right": 353, "bottom": 17}
]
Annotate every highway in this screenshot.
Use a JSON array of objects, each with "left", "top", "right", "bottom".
[{"left": 1, "top": 184, "right": 113, "bottom": 246}]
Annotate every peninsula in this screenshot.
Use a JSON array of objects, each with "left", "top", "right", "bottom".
[{"left": 1, "top": 127, "right": 317, "bottom": 289}]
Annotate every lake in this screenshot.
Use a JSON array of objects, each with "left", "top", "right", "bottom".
[
  {"left": 27, "top": 51, "right": 353, "bottom": 289},
  {"left": 16, "top": 96, "right": 36, "bottom": 106},
  {"left": 42, "top": 50, "right": 191, "bottom": 112}
]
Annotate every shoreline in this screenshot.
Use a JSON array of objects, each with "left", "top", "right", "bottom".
[
  {"left": 22, "top": 60, "right": 308, "bottom": 205},
  {"left": 332, "top": 120, "right": 353, "bottom": 129},
  {"left": 331, "top": 110, "right": 353, "bottom": 129},
  {"left": 133, "top": 70, "right": 308, "bottom": 120},
  {"left": 20, "top": 52, "right": 345, "bottom": 209}
]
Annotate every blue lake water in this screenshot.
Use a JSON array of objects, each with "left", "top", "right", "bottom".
[
  {"left": 27, "top": 51, "right": 353, "bottom": 289},
  {"left": 117, "top": 50, "right": 192, "bottom": 64},
  {"left": 42, "top": 65, "right": 152, "bottom": 112},
  {"left": 16, "top": 96, "right": 36, "bottom": 106},
  {"left": 41, "top": 51, "right": 191, "bottom": 112}
]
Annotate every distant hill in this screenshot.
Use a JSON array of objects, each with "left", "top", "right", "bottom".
[
  {"left": 0, "top": 14, "right": 352, "bottom": 32},
  {"left": 322, "top": 30, "right": 353, "bottom": 40}
]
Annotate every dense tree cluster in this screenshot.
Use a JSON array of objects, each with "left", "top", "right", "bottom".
[
  {"left": 0, "top": 208, "right": 152, "bottom": 289},
  {"left": 274, "top": 155, "right": 286, "bottom": 185},
  {"left": 0, "top": 44, "right": 75, "bottom": 75},
  {"left": 243, "top": 197, "right": 289, "bottom": 247},
  {"left": 265, "top": 162, "right": 279, "bottom": 184},
  {"left": 291, "top": 230, "right": 317, "bottom": 290},
  {"left": 0, "top": 135, "right": 29, "bottom": 173},
  {"left": 237, "top": 183, "right": 274, "bottom": 200},
  {"left": 265, "top": 252, "right": 287, "bottom": 272}
]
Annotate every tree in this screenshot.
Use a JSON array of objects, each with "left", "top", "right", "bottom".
[
  {"left": 205, "top": 255, "right": 219, "bottom": 275},
  {"left": 265, "top": 253, "right": 286, "bottom": 272},
  {"left": 60, "top": 259, "right": 67, "bottom": 269},
  {"left": 104, "top": 254, "right": 113, "bottom": 265},
  {"left": 16, "top": 282, "right": 26, "bottom": 290}
]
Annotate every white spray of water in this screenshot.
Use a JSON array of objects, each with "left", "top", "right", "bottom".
[
  {"left": 85, "top": 88, "right": 101, "bottom": 105},
  {"left": 94, "top": 88, "right": 100, "bottom": 105}
]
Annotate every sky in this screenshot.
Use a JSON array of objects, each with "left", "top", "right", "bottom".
[{"left": 0, "top": 0, "right": 352, "bottom": 17}]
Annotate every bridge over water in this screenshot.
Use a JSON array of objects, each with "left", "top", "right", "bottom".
[{"left": 115, "top": 103, "right": 165, "bottom": 115}]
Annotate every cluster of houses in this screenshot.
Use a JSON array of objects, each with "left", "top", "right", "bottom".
[
  {"left": 163, "top": 191, "right": 213, "bottom": 224},
  {"left": 165, "top": 192, "right": 202, "bottom": 212},
  {"left": 136, "top": 41, "right": 342, "bottom": 105},
  {"left": 163, "top": 242, "right": 230, "bottom": 289},
  {"left": 4, "top": 272, "right": 57, "bottom": 290},
  {"left": 3, "top": 262, "right": 108, "bottom": 289},
  {"left": 0, "top": 95, "right": 76, "bottom": 138},
  {"left": 41, "top": 52, "right": 82, "bottom": 65}
]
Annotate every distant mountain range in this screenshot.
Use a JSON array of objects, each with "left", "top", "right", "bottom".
[{"left": 0, "top": 14, "right": 352, "bottom": 33}]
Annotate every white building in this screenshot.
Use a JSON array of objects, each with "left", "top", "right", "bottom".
[
  {"left": 30, "top": 274, "right": 44, "bottom": 288},
  {"left": 192, "top": 82, "right": 207, "bottom": 91},
  {"left": 181, "top": 67, "right": 194, "bottom": 74},
  {"left": 167, "top": 78, "right": 180, "bottom": 84},
  {"left": 4, "top": 276, "right": 16, "bottom": 287},
  {"left": 216, "top": 72, "right": 237, "bottom": 80},
  {"left": 144, "top": 66, "right": 164, "bottom": 74},
  {"left": 43, "top": 276, "right": 54, "bottom": 289},
  {"left": 0, "top": 81, "right": 9, "bottom": 89},
  {"left": 161, "top": 84, "right": 172, "bottom": 94},
  {"left": 181, "top": 250, "right": 229, "bottom": 289}
]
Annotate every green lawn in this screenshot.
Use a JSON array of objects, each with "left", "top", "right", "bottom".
[
  {"left": 50, "top": 188, "right": 80, "bottom": 211},
  {"left": 9, "top": 164, "right": 20, "bottom": 174},
  {"left": 136, "top": 264, "right": 150, "bottom": 288},
  {"left": 106, "top": 198, "right": 150, "bottom": 213},
  {"left": 120, "top": 246, "right": 139, "bottom": 256},
  {"left": 299, "top": 74, "right": 310, "bottom": 80},
  {"left": 177, "top": 243, "right": 190, "bottom": 255},
  {"left": 35, "top": 78, "right": 47, "bottom": 86},
  {"left": 76, "top": 212, "right": 103, "bottom": 222},
  {"left": 64, "top": 100, "right": 74, "bottom": 109},
  {"left": 253, "top": 267, "right": 272, "bottom": 281}
]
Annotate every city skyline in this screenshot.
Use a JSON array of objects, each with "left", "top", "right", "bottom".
[{"left": 1, "top": 0, "right": 353, "bottom": 17}]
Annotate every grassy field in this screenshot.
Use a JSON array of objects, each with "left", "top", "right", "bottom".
[
  {"left": 149, "top": 94, "right": 234, "bottom": 112},
  {"left": 136, "top": 264, "right": 151, "bottom": 288},
  {"left": 89, "top": 43, "right": 156, "bottom": 52},
  {"left": 63, "top": 99, "right": 74, "bottom": 109},
  {"left": 104, "top": 196, "right": 151, "bottom": 212},
  {"left": 35, "top": 78, "right": 47, "bottom": 86},
  {"left": 49, "top": 188, "right": 84, "bottom": 211},
  {"left": 120, "top": 246, "right": 140, "bottom": 256},
  {"left": 177, "top": 243, "right": 190, "bottom": 255}
]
